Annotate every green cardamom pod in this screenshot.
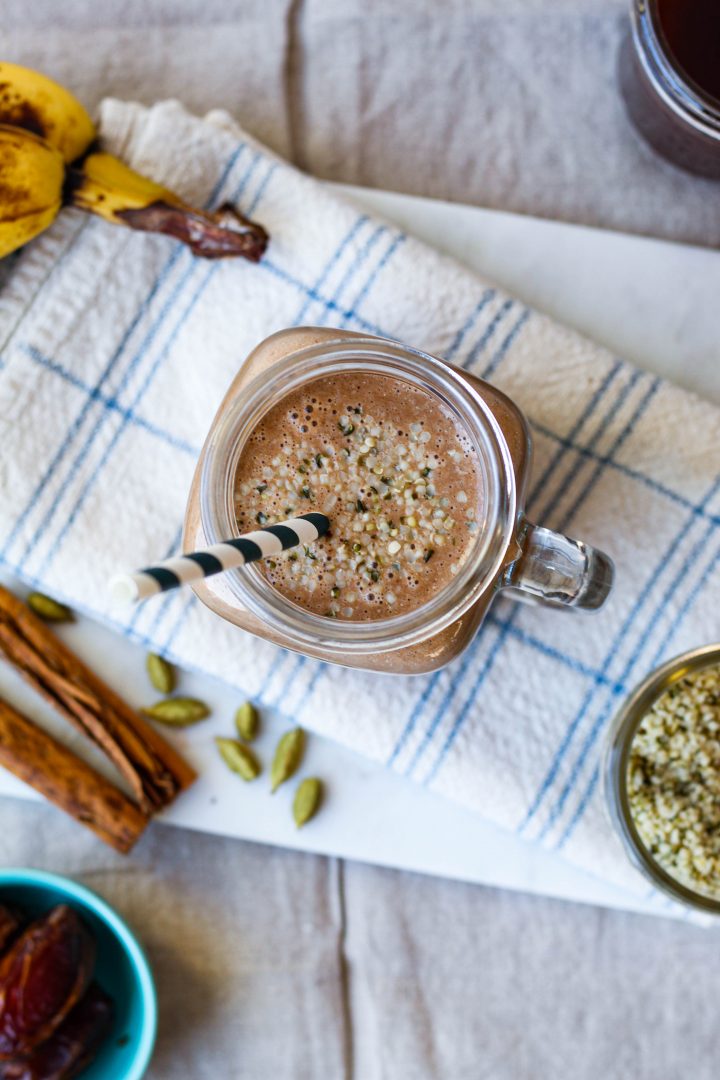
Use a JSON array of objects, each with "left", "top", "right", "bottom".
[
  {"left": 215, "top": 737, "right": 261, "bottom": 781},
  {"left": 146, "top": 652, "right": 175, "bottom": 695},
  {"left": 270, "top": 727, "right": 306, "bottom": 793},
  {"left": 235, "top": 701, "right": 259, "bottom": 742},
  {"left": 26, "top": 592, "right": 74, "bottom": 622},
  {"left": 293, "top": 777, "right": 323, "bottom": 828},
  {"left": 141, "top": 697, "right": 210, "bottom": 726}
]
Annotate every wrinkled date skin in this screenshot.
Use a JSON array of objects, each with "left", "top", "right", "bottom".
[
  {"left": 0, "top": 911, "right": 23, "bottom": 959},
  {"left": 0, "top": 907, "right": 95, "bottom": 1059},
  {"left": 0, "top": 983, "right": 114, "bottom": 1080}
]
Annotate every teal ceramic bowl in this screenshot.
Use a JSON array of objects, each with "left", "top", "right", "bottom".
[{"left": 0, "top": 868, "right": 157, "bottom": 1079}]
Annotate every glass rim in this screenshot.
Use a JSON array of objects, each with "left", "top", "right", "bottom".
[
  {"left": 632, "top": 0, "right": 720, "bottom": 135},
  {"left": 604, "top": 642, "right": 720, "bottom": 915},
  {"left": 199, "top": 337, "right": 517, "bottom": 655}
]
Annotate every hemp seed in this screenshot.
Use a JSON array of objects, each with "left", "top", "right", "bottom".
[{"left": 627, "top": 664, "right": 720, "bottom": 900}]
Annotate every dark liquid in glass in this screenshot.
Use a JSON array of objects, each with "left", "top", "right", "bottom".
[{"left": 658, "top": 0, "right": 720, "bottom": 102}]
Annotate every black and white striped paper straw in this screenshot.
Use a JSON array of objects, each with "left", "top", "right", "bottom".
[{"left": 109, "top": 512, "right": 330, "bottom": 603}]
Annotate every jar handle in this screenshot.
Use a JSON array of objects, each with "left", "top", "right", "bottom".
[{"left": 503, "top": 521, "right": 614, "bottom": 611}]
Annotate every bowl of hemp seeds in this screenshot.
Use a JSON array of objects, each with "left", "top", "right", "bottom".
[{"left": 605, "top": 644, "right": 720, "bottom": 913}]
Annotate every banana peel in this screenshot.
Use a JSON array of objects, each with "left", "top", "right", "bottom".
[
  {"left": 0, "top": 62, "right": 269, "bottom": 261},
  {"left": 67, "top": 152, "right": 269, "bottom": 260}
]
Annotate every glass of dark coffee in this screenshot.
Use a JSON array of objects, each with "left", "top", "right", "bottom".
[{"left": 619, "top": 0, "right": 720, "bottom": 178}]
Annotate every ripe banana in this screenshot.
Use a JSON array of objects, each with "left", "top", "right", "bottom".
[
  {"left": 0, "top": 125, "right": 64, "bottom": 255},
  {"left": 0, "top": 62, "right": 95, "bottom": 163},
  {"left": 0, "top": 63, "right": 268, "bottom": 261}
]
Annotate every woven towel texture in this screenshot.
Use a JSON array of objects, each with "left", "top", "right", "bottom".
[{"left": 1, "top": 99, "right": 718, "bottom": 906}]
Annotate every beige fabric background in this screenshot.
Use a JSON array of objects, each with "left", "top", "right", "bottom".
[{"left": 2, "top": 2, "right": 719, "bottom": 1078}]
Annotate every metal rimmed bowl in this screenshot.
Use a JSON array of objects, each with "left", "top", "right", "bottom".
[{"left": 605, "top": 643, "right": 720, "bottom": 915}]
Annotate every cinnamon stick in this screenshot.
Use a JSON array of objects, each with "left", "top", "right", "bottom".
[
  {"left": 0, "top": 587, "right": 196, "bottom": 815},
  {"left": 0, "top": 696, "right": 148, "bottom": 854}
]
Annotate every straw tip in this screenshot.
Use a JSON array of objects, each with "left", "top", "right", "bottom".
[{"left": 108, "top": 575, "right": 139, "bottom": 605}]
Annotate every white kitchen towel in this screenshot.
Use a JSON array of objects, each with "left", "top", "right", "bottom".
[{"left": 1, "top": 100, "right": 718, "bottom": 911}]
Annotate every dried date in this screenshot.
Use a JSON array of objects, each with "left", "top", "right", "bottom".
[
  {"left": 0, "top": 983, "right": 114, "bottom": 1080},
  {"left": 0, "top": 906, "right": 94, "bottom": 1059},
  {"left": 0, "top": 911, "right": 23, "bottom": 959}
]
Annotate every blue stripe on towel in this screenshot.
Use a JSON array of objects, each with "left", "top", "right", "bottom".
[
  {"left": 17, "top": 236, "right": 204, "bottom": 566},
  {"left": 477, "top": 307, "right": 530, "bottom": 380},
  {"left": 0, "top": 213, "right": 102, "bottom": 359},
  {"left": 418, "top": 373, "right": 659, "bottom": 787},
  {"left": 257, "top": 228, "right": 408, "bottom": 708},
  {"left": 461, "top": 300, "right": 514, "bottom": 370},
  {"left": 1, "top": 142, "right": 250, "bottom": 568},
  {"left": 340, "top": 233, "right": 406, "bottom": 327},
  {"left": 293, "top": 215, "right": 370, "bottom": 324},
  {"left": 521, "top": 464, "right": 719, "bottom": 843},
  {"left": 300, "top": 603, "right": 625, "bottom": 759},
  {"left": 3, "top": 237, "right": 185, "bottom": 560},
  {"left": 291, "top": 660, "right": 328, "bottom": 721},
  {"left": 287, "top": 283, "right": 519, "bottom": 721},
  {"left": 244, "top": 161, "right": 278, "bottom": 217},
  {"left": 385, "top": 310, "right": 538, "bottom": 769},
  {"left": 387, "top": 348, "right": 628, "bottom": 773},
  {"left": 244, "top": 213, "right": 394, "bottom": 699},
  {"left": 259, "top": 258, "right": 388, "bottom": 338},
  {"left": 553, "top": 477, "right": 720, "bottom": 849},
  {"left": 532, "top": 419, "right": 720, "bottom": 528},
  {"left": 127, "top": 524, "right": 184, "bottom": 638},
  {"left": 485, "top": 611, "right": 625, "bottom": 689},
  {"left": 2, "top": 142, "right": 250, "bottom": 561},
  {"left": 527, "top": 361, "right": 623, "bottom": 506},
  {"left": 156, "top": 205, "right": 397, "bottom": 686},
  {"left": 31, "top": 157, "right": 275, "bottom": 578},
  {"left": 316, "top": 225, "right": 388, "bottom": 326},
  {"left": 397, "top": 315, "right": 557, "bottom": 777},
  {"left": 444, "top": 290, "right": 497, "bottom": 358},
  {"left": 293, "top": 288, "right": 513, "bottom": 723},
  {"left": 416, "top": 368, "right": 645, "bottom": 762},
  {"left": 650, "top": 533, "right": 720, "bottom": 666},
  {"left": 34, "top": 264, "right": 225, "bottom": 575},
  {"left": 534, "top": 368, "right": 642, "bottom": 526},
  {"left": 159, "top": 592, "right": 197, "bottom": 652},
  {"left": 20, "top": 345, "right": 199, "bottom": 457}
]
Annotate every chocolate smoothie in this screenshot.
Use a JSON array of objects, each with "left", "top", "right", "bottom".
[{"left": 234, "top": 371, "right": 482, "bottom": 621}]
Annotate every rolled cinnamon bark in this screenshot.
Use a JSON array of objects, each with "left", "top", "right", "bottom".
[
  {"left": 0, "top": 697, "right": 147, "bottom": 853},
  {"left": 0, "top": 587, "right": 196, "bottom": 814}
]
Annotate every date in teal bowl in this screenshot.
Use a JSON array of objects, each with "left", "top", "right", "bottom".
[{"left": 0, "top": 867, "right": 157, "bottom": 1079}]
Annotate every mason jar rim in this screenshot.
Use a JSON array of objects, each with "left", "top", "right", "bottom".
[
  {"left": 604, "top": 643, "right": 720, "bottom": 915},
  {"left": 198, "top": 337, "right": 516, "bottom": 656},
  {"left": 632, "top": 0, "right": 720, "bottom": 138}
]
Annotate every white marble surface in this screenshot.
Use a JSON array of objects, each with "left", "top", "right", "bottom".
[{"left": 1, "top": 183, "right": 717, "bottom": 919}]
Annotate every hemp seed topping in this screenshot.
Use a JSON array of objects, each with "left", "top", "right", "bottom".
[
  {"left": 627, "top": 663, "right": 720, "bottom": 900},
  {"left": 234, "top": 372, "right": 481, "bottom": 620}
]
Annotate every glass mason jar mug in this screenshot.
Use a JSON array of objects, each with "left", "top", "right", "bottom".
[{"left": 184, "top": 328, "right": 614, "bottom": 675}]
